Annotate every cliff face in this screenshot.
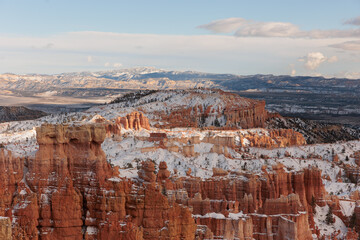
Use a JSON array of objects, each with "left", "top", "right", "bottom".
[
  {"left": 117, "top": 111, "right": 150, "bottom": 131},
  {"left": 141, "top": 128, "right": 306, "bottom": 160},
  {"left": 152, "top": 91, "right": 267, "bottom": 129},
  {"left": 1, "top": 124, "right": 196, "bottom": 240},
  {"left": 95, "top": 111, "right": 150, "bottom": 137},
  {"left": 0, "top": 217, "right": 11, "bottom": 240},
  {"left": 163, "top": 163, "right": 324, "bottom": 240},
  {"left": 0, "top": 122, "right": 350, "bottom": 239},
  {"left": 104, "top": 89, "right": 267, "bottom": 130}
]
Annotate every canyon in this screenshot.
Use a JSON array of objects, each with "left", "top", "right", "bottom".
[{"left": 0, "top": 89, "right": 359, "bottom": 239}]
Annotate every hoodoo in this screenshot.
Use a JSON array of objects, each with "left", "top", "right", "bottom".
[{"left": 0, "top": 89, "right": 358, "bottom": 239}]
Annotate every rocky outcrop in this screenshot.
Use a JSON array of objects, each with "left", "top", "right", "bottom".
[
  {"left": 210, "top": 145, "right": 231, "bottom": 158},
  {"left": 203, "top": 136, "right": 235, "bottom": 148},
  {"left": 99, "top": 111, "right": 150, "bottom": 137},
  {"left": 0, "top": 217, "right": 11, "bottom": 240},
  {"left": 1, "top": 140, "right": 325, "bottom": 240},
  {"left": 167, "top": 164, "right": 325, "bottom": 239},
  {"left": 117, "top": 111, "right": 150, "bottom": 130},
  {"left": 353, "top": 151, "right": 360, "bottom": 166},
  {"left": 0, "top": 149, "right": 24, "bottom": 216},
  {"left": 126, "top": 183, "right": 196, "bottom": 239},
  {"left": 183, "top": 145, "right": 196, "bottom": 157},
  {"left": 148, "top": 132, "right": 167, "bottom": 142},
  {"left": 194, "top": 215, "right": 253, "bottom": 239},
  {"left": 149, "top": 90, "right": 268, "bottom": 129},
  {"left": 212, "top": 167, "right": 228, "bottom": 177},
  {"left": 266, "top": 116, "right": 360, "bottom": 144},
  {"left": 138, "top": 160, "right": 156, "bottom": 182},
  {"left": 1, "top": 124, "right": 199, "bottom": 240},
  {"left": 240, "top": 129, "right": 306, "bottom": 148},
  {"left": 223, "top": 97, "right": 266, "bottom": 129},
  {"left": 157, "top": 161, "right": 171, "bottom": 182},
  {"left": 355, "top": 205, "right": 360, "bottom": 232},
  {"left": 0, "top": 122, "right": 331, "bottom": 239},
  {"left": 24, "top": 124, "right": 128, "bottom": 239}
]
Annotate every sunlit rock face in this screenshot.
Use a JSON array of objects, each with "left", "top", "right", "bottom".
[
  {"left": 0, "top": 124, "right": 197, "bottom": 240},
  {"left": 0, "top": 88, "right": 359, "bottom": 240},
  {"left": 148, "top": 90, "right": 268, "bottom": 129}
]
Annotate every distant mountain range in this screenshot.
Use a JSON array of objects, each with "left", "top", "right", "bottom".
[
  {"left": 1, "top": 67, "right": 359, "bottom": 125},
  {"left": 1, "top": 67, "right": 359, "bottom": 94}
]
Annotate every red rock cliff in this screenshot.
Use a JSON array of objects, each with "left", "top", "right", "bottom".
[
  {"left": 0, "top": 122, "right": 331, "bottom": 240},
  {"left": 1, "top": 124, "right": 196, "bottom": 240},
  {"left": 151, "top": 90, "right": 267, "bottom": 129}
]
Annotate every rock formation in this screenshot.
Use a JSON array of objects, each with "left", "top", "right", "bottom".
[
  {"left": 0, "top": 217, "right": 11, "bottom": 240},
  {"left": 0, "top": 119, "right": 345, "bottom": 240},
  {"left": 100, "top": 111, "right": 150, "bottom": 137},
  {"left": 1, "top": 87, "right": 359, "bottom": 239},
  {"left": 166, "top": 163, "right": 326, "bottom": 239},
  {"left": 0, "top": 124, "right": 199, "bottom": 240},
  {"left": 240, "top": 129, "right": 306, "bottom": 148},
  {"left": 148, "top": 90, "right": 268, "bottom": 129},
  {"left": 157, "top": 161, "right": 171, "bottom": 182},
  {"left": 117, "top": 111, "right": 150, "bottom": 131}
]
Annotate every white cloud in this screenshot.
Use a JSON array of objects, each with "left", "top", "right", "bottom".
[
  {"left": 331, "top": 71, "right": 360, "bottom": 79},
  {"left": 344, "top": 16, "right": 360, "bottom": 26},
  {"left": 330, "top": 40, "right": 360, "bottom": 51},
  {"left": 87, "top": 56, "right": 93, "bottom": 63},
  {"left": 0, "top": 31, "right": 355, "bottom": 76},
  {"left": 198, "top": 18, "right": 248, "bottom": 33},
  {"left": 327, "top": 55, "right": 338, "bottom": 63},
  {"left": 299, "top": 52, "right": 339, "bottom": 70},
  {"left": 198, "top": 17, "right": 360, "bottom": 39},
  {"left": 300, "top": 52, "right": 326, "bottom": 70},
  {"left": 44, "top": 43, "right": 54, "bottom": 49},
  {"left": 289, "top": 64, "right": 296, "bottom": 76},
  {"left": 343, "top": 72, "right": 360, "bottom": 79},
  {"left": 113, "top": 63, "right": 122, "bottom": 68},
  {"left": 198, "top": 18, "right": 300, "bottom": 37},
  {"left": 235, "top": 22, "right": 300, "bottom": 37},
  {"left": 104, "top": 62, "right": 123, "bottom": 68}
]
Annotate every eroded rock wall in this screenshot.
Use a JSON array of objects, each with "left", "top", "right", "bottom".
[{"left": 1, "top": 124, "right": 196, "bottom": 240}]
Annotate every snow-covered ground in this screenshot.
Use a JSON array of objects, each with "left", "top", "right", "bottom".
[
  {"left": 314, "top": 205, "right": 348, "bottom": 239},
  {"left": 1, "top": 98, "right": 360, "bottom": 239}
]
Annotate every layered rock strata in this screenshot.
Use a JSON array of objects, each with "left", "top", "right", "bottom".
[
  {"left": 165, "top": 164, "right": 325, "bottom": 239},
  {"left": 94, "top": 111, "right": 150, "bottom": 137},
  {"left": 149, "top": 90, "right": 268, "bottom": 129},
  {"left": 0, "top": 124, "right": 196, "bottom": 240},
  {"left": 0, "top": 123, "right": 351, "bottom": 239}
]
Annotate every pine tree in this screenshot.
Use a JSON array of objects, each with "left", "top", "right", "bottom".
[
  {"left": 325, "top": 206, "right": 334, "bottom": 224},
  {"left": 162, "top": 187, "right": 167, "bottom": 196},
  {"left": 311, "top": 195, "right": 316, "bottom": 214},
  {"left": 214, "top": 118, "right": 220, "bottom": 127},
  {"left": 350, "top": 212, "right": 357, "bottom": 228}
]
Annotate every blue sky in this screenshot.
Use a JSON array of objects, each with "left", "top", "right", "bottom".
[{"left": 0, "top": 0, "right": 359, "bottom": 77}]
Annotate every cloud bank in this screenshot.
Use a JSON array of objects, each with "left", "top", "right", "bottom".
[
  {"left": 199, "top": 17, "right": 360, "bottom": 39},
  {"left": 331, "top": 40, "right": 360, "bottom": 51},
  {"left": 344, "top": 16, "right": 360, "bottom": 26},
  {"left": 0, "top": 31, "right": 357, "bottom": 77}
]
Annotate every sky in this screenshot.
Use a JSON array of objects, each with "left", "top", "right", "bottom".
[{"left": 0, "top": 0, "right": 359, "bottom": 77}]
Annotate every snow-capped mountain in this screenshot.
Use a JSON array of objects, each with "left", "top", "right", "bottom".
[{"left": 1, "top": 67, "right": 360, "bottom": 125}]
